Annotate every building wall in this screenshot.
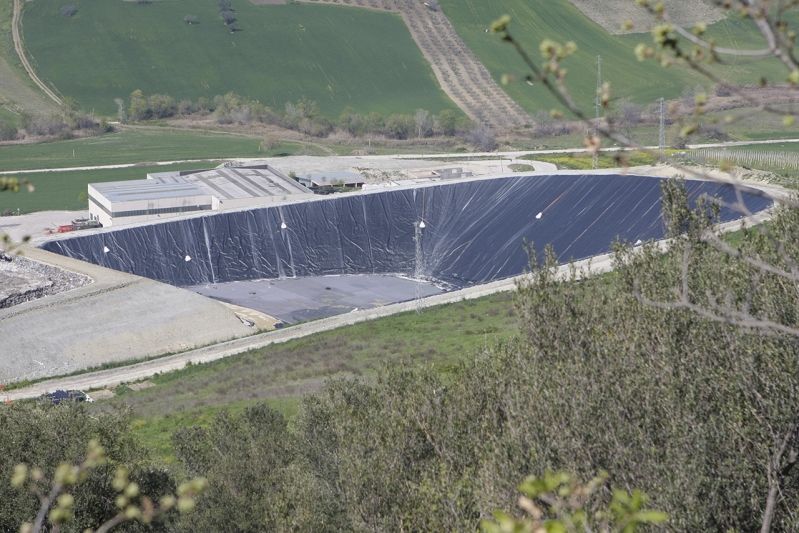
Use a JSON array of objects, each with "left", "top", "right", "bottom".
[
  {"left": 88, "top": 188, "right": 212, "bottom": 227},
  {"left": 214, "top": 195, "right": 310, "bottom": 210}
]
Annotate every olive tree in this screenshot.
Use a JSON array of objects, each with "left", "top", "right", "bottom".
[{"left": 487, "top": 3, "right": 799, "bottom": 529}]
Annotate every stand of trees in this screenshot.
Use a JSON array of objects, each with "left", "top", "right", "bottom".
[
  {"left": 119, "top": 90, "right": 478, "bottom": 142},
  {"left": 0, "top": 101, "right": 110, "bottom": 142}
]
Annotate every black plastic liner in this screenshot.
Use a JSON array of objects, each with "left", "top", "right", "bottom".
[{"left": 41, "top": 174, "right": 772, "bottom": 289}]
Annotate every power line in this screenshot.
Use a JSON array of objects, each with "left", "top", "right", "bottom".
[
  {"left": 593, "top": 55, "right": 601, "bottom": 170},
  {"left": 658, "top": 97, "right": 666, "bottom": 154}
]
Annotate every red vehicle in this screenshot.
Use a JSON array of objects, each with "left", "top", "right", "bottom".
[{"left": 46, "top": 218, "right": 102, "bottom": 235}]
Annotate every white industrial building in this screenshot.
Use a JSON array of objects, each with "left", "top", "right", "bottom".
[
  {"left": 89, "top": 165, "right": 313, "bottom": 227},
  {"left": 88, "top": 179, "right": 212, "bottom": 228}
]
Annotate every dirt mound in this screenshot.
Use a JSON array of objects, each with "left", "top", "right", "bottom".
[{"left": 567, "top": 0, "right": 726, "bottom": 35}]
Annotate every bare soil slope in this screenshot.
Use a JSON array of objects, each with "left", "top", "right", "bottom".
[
  {"left": 567, "top": 0, "right": 725, "bottom": 34},
  {"left": 0, "top": 246, "right": 254, "bottom": 383}
]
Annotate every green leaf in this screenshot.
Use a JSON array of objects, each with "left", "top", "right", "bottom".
[{"left": 635, "top": 510, "right": 669, "bottom": 523}]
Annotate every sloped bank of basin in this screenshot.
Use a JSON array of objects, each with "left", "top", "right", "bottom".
[{"left": 41, "top": 174, "right": 772, "bottom": 293}]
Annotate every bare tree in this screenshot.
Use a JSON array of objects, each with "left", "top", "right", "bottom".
[
  {"left": 60, "top": 5, "right": 77, "bottom": 17},
  {"left": 414, "top": 108, "right": 432, "bottom": 137},
  {"left": 114, "top": 98, "right": 127, "bottom": 123},
  {"left": 619, "top": 99, "right": 641, "bottom": 126},
  {"left": 260, "top": 134, "right": 280, "bottom": 155},
  {"left": 466, "top": 123, "right": 498, "bottom": 151}
]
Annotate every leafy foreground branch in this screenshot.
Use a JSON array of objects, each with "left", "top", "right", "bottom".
[
  {"left": 0, "top": 404, "right": 205, "bottom": 533},
  {"left": 482, "top": 472, "right": 666, "bottom": 533},
  {"left": 12, "top": 442, "right": 205, "bottom": 533},
  {"left": 484, "top": 5, "right": 799, "bottom": 528}
]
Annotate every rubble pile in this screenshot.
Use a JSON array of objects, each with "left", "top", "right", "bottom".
[{"left": 0, "top": 253, "right": 91, "bottom": 308}]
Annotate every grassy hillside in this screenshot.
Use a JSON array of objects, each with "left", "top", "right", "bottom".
[
  {"left": 440, "top": 0, "right": 798, "bottom": 114},
  {"left": 0, "top": 0, "right": 60, "bottom": 118},
  {"left": 20, "top": 0, "right": 457, "bottom": 118}
]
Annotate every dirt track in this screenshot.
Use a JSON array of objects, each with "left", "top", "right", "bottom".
[{"left": 11, "top": 0, "right": 61, "bottom": 106}]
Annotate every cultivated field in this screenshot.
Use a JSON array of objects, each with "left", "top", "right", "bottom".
[
  {"left": 0, "top": 127, "right": 312, "bottom": 171},
  {"left": 300, "top": 0, "right": 531, "bottom": 127},
  {"left": 20, "top": 0, "right": 457, "bottom": 118},
  {"left": 439, "top": 0, "right": 799, "bottom": 115},
  {"left": 0, "top": 0, "right": 60, "bottom": 120},
  {"left": 567, "top": 0, "right": 725, "bottom": 35}
]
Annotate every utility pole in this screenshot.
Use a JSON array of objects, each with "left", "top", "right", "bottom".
[
  {"left": 593, "top": 55, "right": 601, "bottom": 170},
  {"left": 658, "top": 97, "right": 666, "bottom": 155}
]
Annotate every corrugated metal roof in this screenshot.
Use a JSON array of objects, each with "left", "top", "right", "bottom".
[
  {"left": 91, "top": 179, "right": 210, "bottom": 203},
  {"left": 176, "top": 167, "right": 311, "bottom": 200}
]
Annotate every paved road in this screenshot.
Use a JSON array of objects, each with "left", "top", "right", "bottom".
[
  {"left": 3, "top": 139, "right": 799, "bottom": 176},
  {"left": 11, "top": 0, "right": 61, "bottom": 106}
]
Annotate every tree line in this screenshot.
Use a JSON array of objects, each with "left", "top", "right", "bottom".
[
  {"left": 0, "top": 98, "right": 111, "bottom": 142},
  {"left": 116, "top": 90, "right": 499, "bottom": 149}
]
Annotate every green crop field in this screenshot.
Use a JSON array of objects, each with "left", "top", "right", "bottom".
[
  {"left": 727, "top": 141, "right": 799, "bottom": 153},
  {"left": 522, "top": 149, "right": 659, "bottom": 170},
  {"left": 0, "top": 127, "right": 317, "bottom": 171},
  {"left": 20, "top": 0, "right": 458, "bottom": 118},
  {"left": 440, "top": 0, "right": 799, "bottom": 115}
]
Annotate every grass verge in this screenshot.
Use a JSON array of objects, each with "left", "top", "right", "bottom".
[
  {"left": 91, "top": 291, "right": 519, "bottom": 461},
  {"left": 522, "top": 149, "right": 659, "bottom": 170}
]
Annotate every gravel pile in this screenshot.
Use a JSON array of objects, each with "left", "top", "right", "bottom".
[{"left": 0, "top": 252, "right": 92, "bottom": 308}]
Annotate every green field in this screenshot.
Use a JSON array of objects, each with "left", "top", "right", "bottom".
[
  {"left": 0, "top": 127, "right": 329, "bottom": 212},
  {"left": 440, "top": 0, "right": 799, "bottom": 115},
  {"left": 0, "top": 127, "right": 319, "bottom": 171},
  {"left": 727, "top": 141, "right": 799, "bottom": 153},
  {"left": 92, "top": 291, "right": 519, "bottom": 461},
  {"left": 522, "top": 149, "right": 659, "bottom": 170},
  {"left": 0, "top": 162, "right": 220, "bottom": 213},
  {"left": 21, "top": 0, "right": 457, "bottom": 118}
]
